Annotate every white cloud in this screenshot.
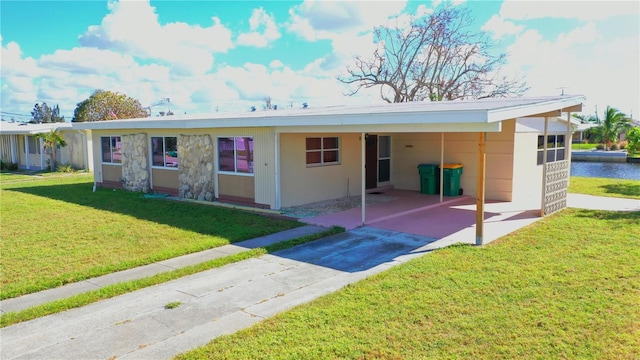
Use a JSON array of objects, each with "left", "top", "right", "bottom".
[
  {"left": 237, "top": 8, "right": 281, "bottom": 48},
  {"left": 78, "top": 0, "right": 233, "bottom": 75},
  {"left": 269, "top": 59, "right": 284, "bottom": 69},
  {"left": 287, "top": 1, "right": 407, "bottom": 41},
  {"left": 497, "top": 0, "right": 639, "bottom": 21},
  {"left": 39, "top": 47, "right": 137, "bottom": 74},
  {"left": 505, "top": 23, "right": 639, "bottom": 116},
  {"left": 482, "top": 14, "right": 524, "bottom": 39}
]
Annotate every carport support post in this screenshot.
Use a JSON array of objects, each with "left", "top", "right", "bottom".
[
  {"left": 361, "top": 132, "right": 366, "bottom": 225},
  {"left": 440, "top": 132, "right": 444, "bottom": 203},
  {"left": 476, "top": 132, "right": 486, "bottom": 246}
]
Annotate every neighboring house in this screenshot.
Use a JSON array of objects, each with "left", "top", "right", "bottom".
[
  {"left": 0, "top": 121, "right": 92, "bottom": 171},
  {"left": 572, "top": 122, "right": 599, "bottom": 143},
  {"left": 73, "top": 95, "right": 584, "bottom": 235}
]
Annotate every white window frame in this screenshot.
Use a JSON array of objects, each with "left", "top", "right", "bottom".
[
  {"left": 217, "top": 136, "right": 255, "bottom": 176},
  {"left": 305, "top": 136, "right": 340, "bottom": 167},
  {"left": 537, "top": 134, "right": 566, "bottom": 165},
  {"left": 100, "top": 136, "right": 122, "bottom": 165},
  {"left": 150, "top": 136, "right": 179, "bottom": 169},
  {"left": 378, "top": 135, "right": 392, "bottom": 184}
]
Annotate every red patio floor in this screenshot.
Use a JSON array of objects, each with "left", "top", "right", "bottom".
[{"left": 300, "top": 189, "right": 544, "bottom": 245}]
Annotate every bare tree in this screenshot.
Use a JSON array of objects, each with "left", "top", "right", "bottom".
[
  {"left": 263, "top": 96, "right": 273, "bottom": 110},
  {"left": 338, "top": 4, "right": 528, "bottom": 103}
]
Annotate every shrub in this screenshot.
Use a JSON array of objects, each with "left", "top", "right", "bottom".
[
  {"left": 618, "top": 141, "right": 627, "bottom": 150},
  {"left": 626, "top": 127, "right": 640, "bottom": 156},
  {"left": 610, "top": 143, "right": 620, "bottom": 150},
  {"left": 1, "top": 160, "right": 19, "bottom": 171},
  {"left": 57, "top": 164, "right": 76, "bottom": 173},
  {"left": 596, "top": 144, "right": 605, "bottom": 150}
]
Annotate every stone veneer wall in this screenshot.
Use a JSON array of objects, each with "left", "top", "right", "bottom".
[
  {"left": 178, "top": 134, "right": 214, "bottom": 201},
  {"left": 121, "top": 133, "right": 150, "bottom": 193}
]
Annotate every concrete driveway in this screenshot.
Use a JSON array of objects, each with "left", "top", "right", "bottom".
[{"left": 0, "top": 227, "right": 439, "bottom": 360}]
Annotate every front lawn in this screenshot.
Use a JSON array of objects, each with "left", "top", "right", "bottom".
[
  {"left": 177, "top": 208, "right": 640, "bottom": 359},
  {"left": 569, "top": 176, "right": 640, "bottom": 199},
  {"left": 0, "top": 174, "right": 301, "bottom": 299}
]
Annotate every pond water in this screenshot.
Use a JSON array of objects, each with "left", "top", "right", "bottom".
[{"left": 570, "top": 161, "right": 640, "bottom": 180}]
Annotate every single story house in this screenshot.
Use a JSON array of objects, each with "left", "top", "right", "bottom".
[
  {"left": 73, "top": 95, "right": 584, "bottom": 244},
  {"left": 0, "top": 121, "right": 92, "bottom": 171}
]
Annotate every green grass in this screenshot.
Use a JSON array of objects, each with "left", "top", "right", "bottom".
[
  {"left": 569, "top": 176, "right": 640, "bottom": 199},
  {"left": 0, "top": 226, "right": 344, "bottom": 328},
  {"left": 176, "top": 208, "right": 640, "bottom": 360},
  {"left": 571, "top": 143, "right": 597, "bottom": 150},
  {"left": 0, "top": 174, "right": 302, "bottom": 299}
]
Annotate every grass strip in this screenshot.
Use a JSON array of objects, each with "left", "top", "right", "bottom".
[
  {"left": 569, "top": 176, "right": 640, "bottom": 199},
  {"left": 176, "top": 209, "right": 640, "bottom": 360},
  {"left": 0, "top": 226, "right": 343, "bottom": 328},
  {"left": 1, "top": 174, "right": 302, "bottom": 300}
]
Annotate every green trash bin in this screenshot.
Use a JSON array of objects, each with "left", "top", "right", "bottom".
[
  {"left": 440, "top": 164, "right": 463, "bottom": 196},
  {"left": 417, "top": 164, "right": 438, "bottom": 194}
]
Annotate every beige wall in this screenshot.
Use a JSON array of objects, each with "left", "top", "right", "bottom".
[
  {"left": 512, "top": 131, "right": 543, "bottom": 207},
  {"left": 218, "top": 174, "right": 255, "bottom": 198},
  {"left": 152, "top": 168, "right": 178, "bottom": 189},
  {"left": 280, "top": 133, "right": 362, "bottom": 208},
  {"left": 390, "top": 122, "right": 516, "bottom": 201},
  {"left": 102, "top": 164, "right": 121, "bottom": 182},
  {"left": 90, "top": 127, "right": 278, "bottom": 207}
]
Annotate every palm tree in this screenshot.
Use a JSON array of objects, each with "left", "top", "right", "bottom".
[
  {"left": 35, "top": 129, "right": 67, "bottom": 171},
  {"left": 591, "top": 106, "right": 632, "bottom": 150}
]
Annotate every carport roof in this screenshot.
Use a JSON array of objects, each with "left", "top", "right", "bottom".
[{"left": 71, "top": 95, "right": 585, "bottom": 131}]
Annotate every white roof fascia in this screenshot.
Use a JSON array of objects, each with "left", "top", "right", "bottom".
[
  {"left": 71, "top": 109, "right": 490, "bottom": 131},
  {"left": 486, "top": 95, "right": 585, "bottom": 123},
  {"left": 277, "top": 121, "right": 501, "bottom": 134},
  {"left": 0, "top": 122, "right": 72, "bottom": 135}
]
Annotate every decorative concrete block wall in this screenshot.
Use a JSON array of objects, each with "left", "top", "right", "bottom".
[
  {"left": 178, "top": 134, "right": 214, "bottom": 201},
  {"left": 121, "top": 133, "right": 150, "bottom": 193},
  {"left": 543, "top": 160, "right": 569, "bottom": 215}
]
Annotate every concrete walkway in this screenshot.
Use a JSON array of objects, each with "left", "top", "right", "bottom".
[
  {"left": 567, "top": 193, "right": 640, "bottom": 211},
  {"left": 0, "top": 225, "right": 329, "bottom": 314},
  {"left": 1, "top": 227, "right": 440, "bottom": 360},
  {"left": 1, "top": 194, "right": 637, "bottom": 359}
]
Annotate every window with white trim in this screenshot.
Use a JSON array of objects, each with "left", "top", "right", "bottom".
[
  {"left": 218, "top": 137, "right": 254, "bottom": 174},
  {"left": 151, "top": 136, "right": 178, "bottom": 168},
  {"left": 306, "top": 137, "right": 339, "bottom": 166},
  {"left": 537, "top": 134, "right": 565, "bottom": 165},
  {"left": 101, "top": 136, "right": 122, "bottom": 164}
]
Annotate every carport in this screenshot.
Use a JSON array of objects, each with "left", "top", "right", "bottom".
[{"left": 275, "top": 95, "right": 585, "bottom": 245}]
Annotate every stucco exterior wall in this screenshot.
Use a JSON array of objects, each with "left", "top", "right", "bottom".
[
  {"left": 512, "top": 131, "right": 544, "bottom": 208},
  {"left": 151, "top": 168, "right": 178, "bottom": 191},
  {"left": 391, "top": 132, "right": 446, "bottom": 191},
  {"left": 387, "top": 122, "right": 516, "bottom": 201},
  {"left": 280, "top": 132, "right": 362, "bottom": 208},
  {"left": 102, "top": 164, "right": 121, "bottom": 183},
  {"left": 218, "top": 174, "right": 255, "bottom": 198}
]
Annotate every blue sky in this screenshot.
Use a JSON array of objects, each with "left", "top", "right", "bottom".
[{"left": 1, "top": 0, "right": 638, "bottom": 121}]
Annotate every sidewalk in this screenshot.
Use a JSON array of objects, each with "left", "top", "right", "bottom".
[{"left": 567, "top": 193, "right": 640, "bottom": 211}]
